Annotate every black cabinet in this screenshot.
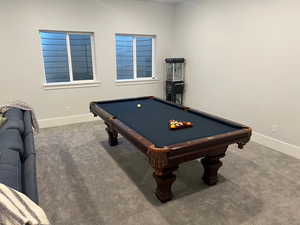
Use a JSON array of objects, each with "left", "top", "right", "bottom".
[{"left": 166, "top": 81, "right": 184, "bottom": 104}]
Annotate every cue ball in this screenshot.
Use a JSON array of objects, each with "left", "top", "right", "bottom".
[{"left": 137, "top": 104, "right": 141, "bottom": 108}]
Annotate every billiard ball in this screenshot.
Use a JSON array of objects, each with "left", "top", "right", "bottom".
[
  {"left": 137, "top": 104, "right": 141, "bottom": 108},
  {"left": 170, "top": 124, "right": 176, "bottom": 129}
]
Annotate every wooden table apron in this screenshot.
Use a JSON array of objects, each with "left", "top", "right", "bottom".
[{"left": 90, "top": 97, "right": 252, "bottom": 203}]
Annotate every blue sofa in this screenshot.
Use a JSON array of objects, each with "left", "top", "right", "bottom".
[{"left": 0, "top": 108, "right": 39, "bottom": 204}]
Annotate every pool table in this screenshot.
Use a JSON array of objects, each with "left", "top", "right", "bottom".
[{"left": 90, "top": 96, "right": 252, "bottom": 202}]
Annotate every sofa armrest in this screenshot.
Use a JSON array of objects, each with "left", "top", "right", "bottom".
[
  {"left": 23, "top": 132, "right": 36, "bottom": 160},
  {"left": 23, "top": 111, "right": 33, "bottom": 136},
  {"left": 22, "top": 154, "right": 39, "bottom": 204}
]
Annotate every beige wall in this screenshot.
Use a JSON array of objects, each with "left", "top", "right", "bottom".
[
  {"left": 174, "top": 0, "right": 300, "bottom": 147},
  {"left": 0, "top": 0, "right": 174, "bottom": 119},
  {"left": 1, "top": 0, "right": 300, "bottom": 149}
]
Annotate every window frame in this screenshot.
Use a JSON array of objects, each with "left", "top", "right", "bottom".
[
  {"left": 115, "top": 33, "right": 156, "bottom": 82},
  {"left": 39, "top": 30, "right": 98, "bottom": 89}
]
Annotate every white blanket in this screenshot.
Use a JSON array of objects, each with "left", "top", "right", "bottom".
[{"left": 0, "top": 183, "right": 50, "bottom": 225}]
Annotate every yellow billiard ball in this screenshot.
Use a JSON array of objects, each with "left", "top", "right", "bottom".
[{"left": 137, "top": 104, "right": 141, "bottom": 108}]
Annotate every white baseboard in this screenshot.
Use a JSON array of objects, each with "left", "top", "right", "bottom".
[
  {"left": 252, "top": 132, "right": 300, "bottom": 160},
  {"left": 38, "top": 113, "right": 99, "bottom": 128},
  {"left": 38, "top": 114, "right": 300, "bottom": 160}
]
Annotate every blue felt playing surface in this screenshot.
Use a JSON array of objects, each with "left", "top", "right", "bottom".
[{"left": 97, "top": 98, "right": 241, "bottom": 147}]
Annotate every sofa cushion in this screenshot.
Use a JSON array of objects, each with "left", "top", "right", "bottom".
[
  {"left": 0, "top": 118, "right": 25, "bottom": 134},
  {"left": 0, "top": 129, "right": 24, "bottom": 156},
  {"left": 22, "top": 154, "right": 39, "bottom": 204},
  {"left": 0, "top": 148, "right": 22, "bottom": 192},
  {"left": 1, "top": 108, "right": 25, "bottom": 134}
]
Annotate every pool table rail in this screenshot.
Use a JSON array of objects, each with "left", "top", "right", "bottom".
[
  {"left": 168, "top": 127, "right": 251, "bottom": 152},
  {"left": 166, "top": 128, "right": 251, "bottom": 166}
]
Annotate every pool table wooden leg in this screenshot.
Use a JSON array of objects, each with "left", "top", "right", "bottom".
[
  {"left": 153, "top": 167, "right": 177, "bottom": 203},
  {"left": 201, "top": 154, "right": 225, "bottom": 185},
  {"left": 105, "top": 124, "right": 118, "bottom": 146}
]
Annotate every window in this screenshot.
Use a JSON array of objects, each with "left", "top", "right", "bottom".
[
  {"left": 39, "top": 31, "right": 96, "bottom": 85},
  {"left": 115, "top": 34, "right": 155, "bottom": 81}
]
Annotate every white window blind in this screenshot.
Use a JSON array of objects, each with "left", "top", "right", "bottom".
[
  {"left": 116, "top": 34, "right": 155, "bottom": 80},
  {"left": 40, "top": 31, "right": 95, "bottom": 84}
]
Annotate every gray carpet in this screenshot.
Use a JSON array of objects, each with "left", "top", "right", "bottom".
[{"left": 36, "top": 121, "right": 300, "bottom": 225}]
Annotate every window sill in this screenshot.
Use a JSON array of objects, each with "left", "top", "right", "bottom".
[
  {"left": 115, "top": 78, "right": 159, "bottom": 86},
  {"left": 43, "top": 81, "right": 100, "bottom": 90}
]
